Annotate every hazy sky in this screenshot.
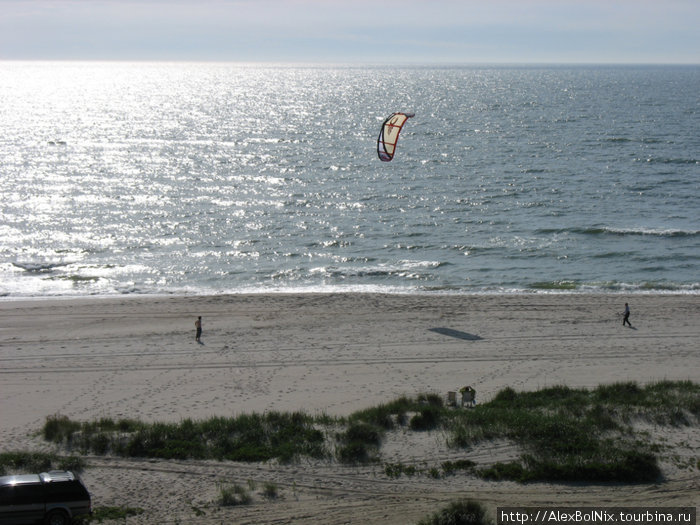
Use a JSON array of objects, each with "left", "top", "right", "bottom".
[{"left": 2, "top": 0, "right": 698, "bottom": 63}]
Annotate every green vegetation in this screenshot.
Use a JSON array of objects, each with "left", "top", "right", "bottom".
[
  {"left": 75, "top": 506, "right": 144, "bottom": 523},
  {"left": 262, "top": 481, "right": 279, "bottom": 500},
  {"left": 385, "top": 462, "right": 418, "bottom": 479},
  {"left": 347, "top": 393, "right": 443, "bottom": 430},
  {"left": 42, "top": 411, "right": 325, "bottom": 463},
  {"left": 384, "top": 458, "right": 477, "bottom": 480},
  {"left": 335, "top": 421, "right": 383, "bottom": 463},
  {"left": 218, "top": 483, "right": 252, "bottom": 506},
  {"left": 441, "top": 459, "right": 477, "bottom": 476},
  {"left": 36, "top": 381, "right": 699, "bottom": 484},
  {"left": 448, "top": 380, "right": 699, "bottom": 483},
  {"left": 0, "top": 451, "right": 85, "bottom": 475},
  {"left": 346, "top": 395, "right": 414, "bottom": 429},
  {"left": 417, "top": 499, "right": 493, "bottom": 525}
]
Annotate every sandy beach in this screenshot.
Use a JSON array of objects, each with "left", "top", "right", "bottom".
[{"left": 1, "top": 293, "right": 698, "bottom": 523}]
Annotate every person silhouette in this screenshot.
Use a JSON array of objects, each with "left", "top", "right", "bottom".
[
  {"left": 622, "top": 303, "right": 631, "bottom": 327},
  {"left": 195, "top": 316, "right": 202, "bottom": 342}
]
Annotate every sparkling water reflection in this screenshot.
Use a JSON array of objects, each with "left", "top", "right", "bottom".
[{"left": 1, "top": 63, "right": 698, "bottom": 296}]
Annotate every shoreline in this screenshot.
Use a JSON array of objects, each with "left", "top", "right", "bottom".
[{"left": 2, "top": 287, "right": 699, "bottom": 302}]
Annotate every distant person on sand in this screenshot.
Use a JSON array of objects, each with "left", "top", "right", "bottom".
[
  {"left": 195, "top": 316, "right": 202, "bottom": 342},
  {"left": 622, "top": 303, "right": 632, "bottom": 327}
]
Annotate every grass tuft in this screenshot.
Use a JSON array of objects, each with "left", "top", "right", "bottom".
[
  {"left": 74, "top": 506, "right": 144, "bottom": 523},
  {"left": 418, "top": 499, "right": 493, "bottom": 525},
  {"left": 409, "top": 405, "right": 442, "bottom": 431},
  {"left": 335, "top": 421, "right": 383, "bottom": 463},
  {"left": 218, "top": 483, "right": 252, "bottom": 506},
  {"left": 262, "top": 481, "right": 279, "bottom": 500}
]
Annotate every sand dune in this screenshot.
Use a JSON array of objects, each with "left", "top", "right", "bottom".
[{"left": 1, "top": 293, "right": 698, "bottom": 523}]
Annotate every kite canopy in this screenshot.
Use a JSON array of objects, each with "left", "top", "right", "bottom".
[{"left": 377, "top": 112, "right": 414, "bottom": 162}]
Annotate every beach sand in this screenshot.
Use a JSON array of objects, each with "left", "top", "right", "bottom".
[{"left": 1, "top": 293, "right": 698, "bottom": 523}]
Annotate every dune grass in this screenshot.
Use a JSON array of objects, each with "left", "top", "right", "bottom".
[
  {"left": 218, "top": 483, "right": 252, "bottom": 506},
  {"left": 450, "top": 385, "right": 646, "bottom": 482},
  {"left": 74, "top": 506, "right": 144, "bottom": 524},
  {"left": 43, "top": 411, "right": 325, "bottom": 463},
  {"left": 448, "top": 380, "right": 699, "bottom": 482},
  {"left": 38, "top": 380, "right": 698, "bottom": 484},
  {"left": 0, "top": 451, "right": 86, "bottom": 475},
  {"left": 417, "top": 499, "right": 493, "bottom": 525}
]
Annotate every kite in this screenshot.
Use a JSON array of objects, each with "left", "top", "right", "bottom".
[{"left": 377, "top": 112, "right": 414, "bottom": 162}]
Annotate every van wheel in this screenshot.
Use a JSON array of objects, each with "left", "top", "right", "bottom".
[{"left": 45, "top": 509, "right": 70, "bottom": 525}]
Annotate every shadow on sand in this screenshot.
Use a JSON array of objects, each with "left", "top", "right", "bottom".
[{"left": 429, "top": 327, "right": 483, "bottom": 341}]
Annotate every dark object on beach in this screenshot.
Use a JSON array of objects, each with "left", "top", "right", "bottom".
[
  {"left": 623, "top": 303, "right": 632, "bottom": 327},
  {"left": 195, "top": 316, "right": 202, "bottom": 342},
  {"left": 0, "top": 470, "right": 92, "bottom": 525},
  {"left": 460, "top": 386, "right": 476, "bottom": 407}
]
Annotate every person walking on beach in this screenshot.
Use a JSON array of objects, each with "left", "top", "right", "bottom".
[
  {"left": 195, "top": 316, "right": 202, "bottom": 342},
  {"left": 622, "top": 303, "right": 632, "bottom": 327}
]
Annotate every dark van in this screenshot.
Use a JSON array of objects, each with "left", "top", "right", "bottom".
[{"left": 0, "top": 470, "right": 91, "bottom": 525}]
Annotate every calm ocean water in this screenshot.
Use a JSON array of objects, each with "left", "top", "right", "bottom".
[{"left": 1, "top": 62, "right": 698, "bottom": 297}]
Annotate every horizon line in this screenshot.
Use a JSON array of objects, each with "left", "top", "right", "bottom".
[{"left": 1, "top": 58, "right": 699, "bottom": 67}]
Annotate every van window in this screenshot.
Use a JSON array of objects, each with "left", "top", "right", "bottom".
[
  {"left": 45, "top": 481, "right": 87, "bottom": 503},
  {"left": 0, "top": 486, "right": 12, "bottom": 505},
  {"left": 6, "top": 484, "right": 44, "bottom": 505}
]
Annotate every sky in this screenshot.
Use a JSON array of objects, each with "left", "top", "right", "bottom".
[{"left": 1, "top": 0, "right": 698, "bottom": 64}]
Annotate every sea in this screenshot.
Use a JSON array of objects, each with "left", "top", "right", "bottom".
[{"left": 1, "top": 62, "right": 698, "bottom": 298}]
